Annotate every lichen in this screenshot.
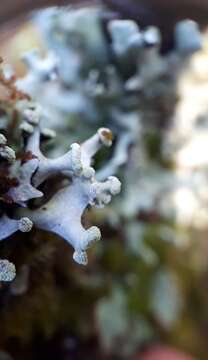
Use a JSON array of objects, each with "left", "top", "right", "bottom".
[{"left": 0, "top": 84, "right": 121, "bottom": 266}]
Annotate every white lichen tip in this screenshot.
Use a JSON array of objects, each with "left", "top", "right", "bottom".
[
  {"left": 143, "top": 26, "right": 161, "bottom": 46},
  {"left": 85, "top": 226, "right": 101, "bottom": 247},
  {"left": 0, "top": 145, "right": 16, "bottom": 163},
  {"left": 82, "top": 166, "right": 95, "bottom": 179},
  {"left": 18, "top": 217, "right": 33, "bottom": 233},
  {"left": 0, "top": 260, "right": 16, "bottom": 282},
  {"left": 23, "top": 106, "right": 41, "bottom": 125},
  {"left": 73, "top": 250, "right": 88, "bottom": 265},
  {"left": 92, "top": 176, "right": 121, "bottom": 208},
  {"left": 109, "top": 19, "right": 142, "bottom": 56},
  {"left": 174, "top": 19, "right": 202, "bottom": 53},
  {"left": 20, "top": 121, "right": 34, "bottom": 134},
  {"left": 109, "top": 19, "right": 139, "bottom": 41},
  {"left": 0, "top": 133, "right": 7, "bottom": 145},
  {"left": 108, "top": 176, "right": 122, "bottom": 195},
  {"left": 98, "top": 128, "right": 113, "bottom": 147},
  {"left": 41, "top": 128, "right": 56, "bottom": 139}
]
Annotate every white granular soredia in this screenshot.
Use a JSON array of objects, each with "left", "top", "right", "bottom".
[
  {"left": 18, "top": 217, "right": 33, "bottom": 233},
  {"left": 0, "top": 260, "right": 16, "bottom": 282}
]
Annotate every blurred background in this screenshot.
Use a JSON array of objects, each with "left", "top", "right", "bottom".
[{"left": 1, "top": 1, "right": 208, "bottom": 359}]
